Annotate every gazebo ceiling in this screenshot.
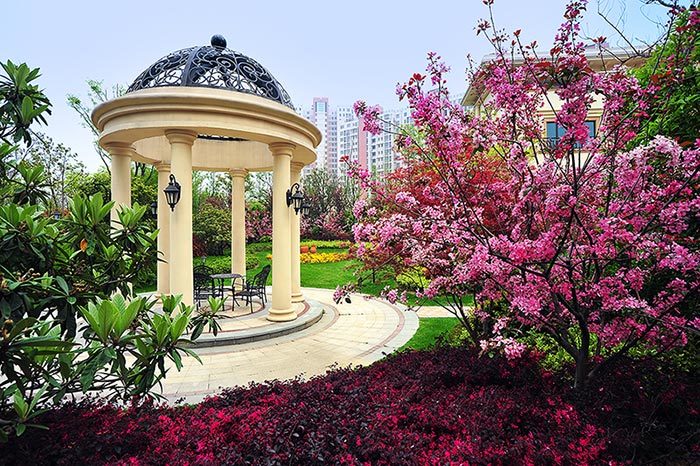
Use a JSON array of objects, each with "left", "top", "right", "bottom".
[{"left": 126, "top": 35, "right": 295, "bottom": 110}]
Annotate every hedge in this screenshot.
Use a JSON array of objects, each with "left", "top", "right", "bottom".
[{"left": 3, "top": 348, "right": 696, "bottom": 465}]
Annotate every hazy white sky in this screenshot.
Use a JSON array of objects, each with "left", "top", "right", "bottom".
[{"left": 2, "top": 0, "right": 673, "bottom": 170}]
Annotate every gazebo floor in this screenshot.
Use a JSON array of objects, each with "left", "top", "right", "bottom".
[{"left": 192, "top": 296, "right": 325, "bottom": 347}]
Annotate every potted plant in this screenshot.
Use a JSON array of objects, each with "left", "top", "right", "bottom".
[
  {"left": 310, "top": 245, "right": 317, "bottom": 253},
  {"left": 300, "top": 245, "right": 309, "bottom": 253}
]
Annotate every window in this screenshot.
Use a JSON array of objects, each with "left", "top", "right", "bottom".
[{"left": 546, "top": 120, "right": 595, "bottom": 147}]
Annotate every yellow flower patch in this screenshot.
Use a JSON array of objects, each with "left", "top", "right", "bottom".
[{"left": 300, "top": 252, "right": 350, "bottom": 264}]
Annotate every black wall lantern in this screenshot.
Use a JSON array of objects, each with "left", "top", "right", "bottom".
[
  {"left": 300, "top": 201, "right": 311, "bottom": 216},
  {"left": 150, "top": 201, "right": 158, "bottom": 219},
  {"left": 163, "top": 174, "right": 181, "bottom": 211},
  {"left": 286, "top": 182, "right": 306, "bottom": 215}
]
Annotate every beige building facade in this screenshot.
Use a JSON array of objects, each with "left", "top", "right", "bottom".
[{"left": 462, "top": 47, "right": 645, "bottom": 144}]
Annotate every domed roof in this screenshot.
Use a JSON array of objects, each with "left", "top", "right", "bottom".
[{"left": 126, "top": 35, "right": 294, "bottom": 109}]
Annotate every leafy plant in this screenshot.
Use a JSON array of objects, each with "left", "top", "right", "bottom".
[
  {"left": 0, "top": 60, "right": 201, "bottom": 441},
  {"left": 0, "top": 293, "right": 200, "bottom": 440},
  {"left": 0, "top": 60, "right": 51, "bottom": 145},
  {"left": 193, "top": 201, "right": 230, "bottom": 256},
  {"left": 191, "top": 296, "right": 227, "bottom": 339}
]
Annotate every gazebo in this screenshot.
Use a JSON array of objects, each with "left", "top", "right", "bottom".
[{"left": 91, "top": 35, "right": 322, "bottom": 322}]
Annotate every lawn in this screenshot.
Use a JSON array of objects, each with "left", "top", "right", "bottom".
[{"left": 400, "top": 317, "right": 461, "bottom": 351}]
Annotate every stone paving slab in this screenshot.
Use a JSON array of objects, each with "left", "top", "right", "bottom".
[
  {"left": 158, "top": 288, "right": 418, "bottom": 403},
  {"left": 415, "top": 306, "right": 470, "bottom": 318}
]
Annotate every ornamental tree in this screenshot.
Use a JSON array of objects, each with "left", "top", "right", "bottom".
[{"left": 349, "top": 1, "right": 699, "bottom": 388}]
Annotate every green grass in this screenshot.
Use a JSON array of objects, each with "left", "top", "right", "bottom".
[
  {"left": 399, "top": 317, "right": 461, "bottom": 351},
  {"left": 300, "top": 260, "right": 357, "bottom": 289}
]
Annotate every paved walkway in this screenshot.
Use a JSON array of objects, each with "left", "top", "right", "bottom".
[
  {"left": 159, "top": 288, "right": 419, "bottom": 403},
  {"left": 415, "top": 306, "right": 457, "bottom": 318}
]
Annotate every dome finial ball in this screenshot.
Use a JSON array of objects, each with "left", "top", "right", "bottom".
[{"left": 211, "top": 34, "right": 227, "bottom": 49}]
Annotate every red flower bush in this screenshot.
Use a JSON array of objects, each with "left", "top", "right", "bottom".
[
  {"left": 245, "top": 208, "right": 272, "bottom": 243},
  {"left": 2, "top": 349, "right": 696, "bottom": 465}
]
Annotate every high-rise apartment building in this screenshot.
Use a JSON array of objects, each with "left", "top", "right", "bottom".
[
  {"left": 367, "top": 107, "right": 412, "bottom": 176},
  {"left": 337, "top": 116, "right": 368, "bottom": 177},
  {"left": 300, "top": 97, "right": 454, "bottom": 178},
  {"left": 298, "top": 98, "right": 355, "bottom": 175},
  {"left": 336, "top": 106, "right": 412, "bottom": 177}
]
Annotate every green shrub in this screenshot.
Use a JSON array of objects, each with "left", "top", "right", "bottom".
[
  {"left": 246, "top": 255, "right": 260, "bottom": 270},
  {"left": 135, "top": 267, "right": 156, "bottom": 290},
  {"left": 193, "top": 202, "right": 230, "bottom": 256},
  {"left": 203, "top": 255, "right": 260, "bottom": 273},
  {"left": 440, "top": 324, "right": 475, "bottom": 347},
  {"left": 204, "top": 256, "right": 230, "bottom": 274},
  {"left": 247, "top": 241, "right": 272, "bottom": 253},
  {"left": 519, "top": 330, "right": 576, "bottom": 371},
  {"left": 396, "top": 267, "right": 430, "bottom": 291},
  {"left": 247, "top": 240, "right": 352, "bottom": 253}
]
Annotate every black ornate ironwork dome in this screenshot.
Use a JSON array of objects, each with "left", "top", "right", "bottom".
[{"left": 126, "top": 35, "right": 294, "bottom": 109}]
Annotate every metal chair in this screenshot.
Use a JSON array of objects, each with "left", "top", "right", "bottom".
[
  {"left": 233, "top": 265, "right": 271, "bottom": 313},
  {"left": 193, "top": 265, "right": 218, "bottom": 308}
]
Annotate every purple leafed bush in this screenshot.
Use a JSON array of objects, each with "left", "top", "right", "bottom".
[{"left": 2, "top": 348, "right": 697, "bottom": 465}]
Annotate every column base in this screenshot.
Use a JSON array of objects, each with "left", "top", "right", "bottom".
[
  {"left": 267, "top": 308, "right": 298, "bottom": 322},
  {"left": 291, "top": 292, "right": 304, "bottom": 303}
]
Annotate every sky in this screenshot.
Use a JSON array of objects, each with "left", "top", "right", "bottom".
[{"left": 1, "top": 0, "right": 674, "bottom": 171}]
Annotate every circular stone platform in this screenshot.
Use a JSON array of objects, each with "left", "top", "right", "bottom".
[{"left": 192, "top": 298, "right": 325, "bottom": 347}]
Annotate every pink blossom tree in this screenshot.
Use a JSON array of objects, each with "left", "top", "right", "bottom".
[{"left": 350, "top": 1, "right": 699, "bottom": 388}]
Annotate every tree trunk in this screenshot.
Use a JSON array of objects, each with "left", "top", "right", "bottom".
[
  {"left": 574, "top": 352, "right": 588, "bottom": 389},
  {"left": 574, "top": 327, "right": 590, "bottom": 389}
]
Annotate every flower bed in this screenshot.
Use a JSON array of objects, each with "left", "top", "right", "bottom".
[
  {"left": 3, "top": 348, "right": 696, "bottom": 465},
  {"left": 300, "top": 239, "right": 352, "bottom": 249},
  {"left": 265, "top": 252, "right": 351, "bottom": 263},
  {"left": 300, "top": 252, "right": 350, "bottom": 264}
]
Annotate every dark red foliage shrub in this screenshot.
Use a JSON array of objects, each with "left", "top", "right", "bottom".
[
  {"left": 192, "top": 235, "right": 207, "bottom": 257},
  {"left": 2, "top": 349, "right": 697, "bottom": 465}
]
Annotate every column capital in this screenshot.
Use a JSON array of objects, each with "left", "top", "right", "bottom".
[
  {"left": 165, "top": 129, "right": 198, "bottom": 146},
  {"left": 291, "top": 161, "right": 305, "bottom": 173},
  {"left": 155, "top": 162, "right": 171, "bottom": 173},
  {"left": 229, "top": 168, "right": 249, "bottom": 178},
  {"left": 104, "top": 142, "right": 135, "bottom": 157},
  {"left": 268, "top": 142, "right": 296, "bottom": 157}
]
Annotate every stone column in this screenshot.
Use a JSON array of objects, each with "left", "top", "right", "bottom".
[
  {"left": 230, "top": 168, "right": 248, "bottom": 279},
  {"left": 290, "top": 161, "right": 304, "bottom": 303},
  {"left": 156, "top": 162, "right": 171, "bottom": 297},
  {"left": 268, "top": 142, "right": 296, "bottom": 322},
  {"left": 165, "top": 130, "right": 197, "bottom": 307},
  {"left": 107, "top": 143, "right": 132, "bottom": 227}
]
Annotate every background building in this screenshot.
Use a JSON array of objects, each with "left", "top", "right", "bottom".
[
  {"left": 298, "top": 98, "right": 354, "bottom": 175},
  {"left": 300, "top": 95, "right": 460, "bottom": 178},
  {"left": 461, "top": 46, "right": 643, "bottom": 144}
]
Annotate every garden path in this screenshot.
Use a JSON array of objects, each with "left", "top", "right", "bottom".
[{"left": 159, "top": 288, "right": 418, "bottom": 403}]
